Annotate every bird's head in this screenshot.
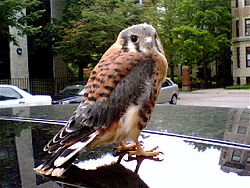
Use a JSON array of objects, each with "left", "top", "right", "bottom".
[{"left": 115, "top": 23, "right": 164, "bottom": 55}]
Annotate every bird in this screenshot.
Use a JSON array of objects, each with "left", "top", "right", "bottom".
[{"left": 35, "top": 23, "right": 168, "bottom": 177}]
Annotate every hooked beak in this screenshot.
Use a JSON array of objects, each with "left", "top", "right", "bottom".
[{"left": 144, "top": 37, "right": 153, "bottom": 47}]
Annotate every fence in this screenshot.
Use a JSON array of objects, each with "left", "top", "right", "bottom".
[{"left": 0, "top": 77, "right": 83, "bottom": 95}]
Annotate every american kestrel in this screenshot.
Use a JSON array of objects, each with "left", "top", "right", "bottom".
[{"left": 35, "top": 23, "right": 168, "bottom": 177}]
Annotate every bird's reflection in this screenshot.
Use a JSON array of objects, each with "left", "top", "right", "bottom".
[
  {"left": 115, "top": 150, "right": 163, "bottom": 174},
  {"left": 51, "top": 151, "right": 162, "bottom": 188}
]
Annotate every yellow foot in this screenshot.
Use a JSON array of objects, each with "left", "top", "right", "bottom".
[
  {"left": 129, "top": 148, "right": 160, "bottom": 157},
  {"left": 115, "top": 141, "right": 137, "bottom": 153},
  {"left": 129, "top": 142, "right": 160, "bottom": 157}
]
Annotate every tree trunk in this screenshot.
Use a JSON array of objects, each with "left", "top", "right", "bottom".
[
  {"left": 170, "top": 62, "right": 174, "bottom": 80},
  {"left": 78, "top": 61, "right": 84, "bottom": 81}
]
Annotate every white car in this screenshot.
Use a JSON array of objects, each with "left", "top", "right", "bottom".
[
  {"left": 157, "top": 78, "right": 179, "bottom": 104},
  {"left": 0, "top": 85, "right": 52, "bottom": 108}
]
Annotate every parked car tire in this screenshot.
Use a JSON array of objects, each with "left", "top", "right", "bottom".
[{"left": 169, "top": 94, "right": 177, "bottom": 105}]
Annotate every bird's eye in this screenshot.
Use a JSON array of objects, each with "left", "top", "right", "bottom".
[{"left": 131, "top": 35, "right": 138, "bottom": 43}]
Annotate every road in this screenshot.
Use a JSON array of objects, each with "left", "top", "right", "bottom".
[{"left": 171, "top": 88, "right": 249, "bottom": 109}]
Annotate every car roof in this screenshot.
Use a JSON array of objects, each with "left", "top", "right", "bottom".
[{"left": 0, "top": 84, "right": 19, "bottom": 88}]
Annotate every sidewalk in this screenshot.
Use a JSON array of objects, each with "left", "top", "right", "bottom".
[
  {"left": 190, "top": 88, "right": 250, "bottom": 93},
  {"left": 177, "top": 88, "right": 250, "bottom": 109}
]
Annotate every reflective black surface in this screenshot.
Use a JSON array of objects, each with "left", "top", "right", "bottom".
[
  {"left": 0, "top": 104, "right": 249, "bottom": 187},
  {"left": 0, "top": 104, "right": 233, "bottom": 140}
]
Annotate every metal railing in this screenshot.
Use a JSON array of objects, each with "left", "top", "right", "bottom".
[{"left": 0, "top": 77, "right": 84, "bottom": 95}]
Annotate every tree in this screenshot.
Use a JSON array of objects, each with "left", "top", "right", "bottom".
[
  {"left": 151, "top": 0, "right": 183, "bottom": 80},
  {"left": 50, "top": 0, "right": 146, "bottom": 80},
  {"left": 0, "top": 0, "right": 44, "bottom": 45},
  {"left": 37, "top": 0, "right": 232, "bottom": 86},
  {"left": 172, "top": 0, "right": 232, "bottom": 87}
]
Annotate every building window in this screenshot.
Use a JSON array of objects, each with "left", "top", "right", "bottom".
[
  {"left": 246, "top": 47, "right": 250, "bottom": 67},
  {"left": 237, "top": 126, "right": 247, "bottom": 134},
  {"left": 246, "top": 77, "right": 250, "bottom": 84},
  {"left": 237, "top": 47, "right": 240, "bottom": 68},
  {"left": 232, "top": 150, "right": 242, "bottom": 162},
  {"left": 246, "top": 19, "right": 250, "bottom": 36},
  {"left": 236, "top": 20, "right": 240, "bottom": 37},
  {"left": 236, "top": 0, "right": 239, "bottom": 7},
  {"left": 245, "top": 0, "right": 250, "bottom": 6},
  {"left": 237, "top": 77, "right": 240, "bottom": 85},
  {"left": 247, "top": 152, "right": 250, "bottom": 163},
  {"left": 222, "top": 148, "right": 228, "bottom": 159}
]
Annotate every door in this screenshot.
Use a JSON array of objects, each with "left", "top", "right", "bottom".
[{"left": 0, "top": 87, "right": 26, "bottom": 108}]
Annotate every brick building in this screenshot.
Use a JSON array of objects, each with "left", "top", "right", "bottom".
[
  {"left": 231, "top": 0, "right": 250, "bottom": 85},
  {"left": 219, "top": 108, "right": 250, "bottom": 175}
]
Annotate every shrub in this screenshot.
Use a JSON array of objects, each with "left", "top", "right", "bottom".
[{"left": 225, "top": 84, "right": 250, "bottom": 89}]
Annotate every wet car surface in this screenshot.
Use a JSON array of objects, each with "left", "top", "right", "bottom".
[{"left": 0, "top": 104, "right": 249, "bottom": 187}]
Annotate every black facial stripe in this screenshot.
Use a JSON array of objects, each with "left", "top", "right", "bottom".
[
  {"left": 88, "top": 96, "right": 97, "bottom": 102},
  {"left": 99, "top": 93, "right": 110, "bottom": 98}
]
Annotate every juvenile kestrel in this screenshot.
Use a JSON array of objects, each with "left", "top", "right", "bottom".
[{"left": 35, "top": 23, "right": 168, "bottom": 177}]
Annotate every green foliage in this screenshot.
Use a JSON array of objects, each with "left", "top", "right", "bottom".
[
  {"left": 36, "top": 0, "right": 232, "bottom": 83},
  {"left": 165, "top": 0, "right": 231, "bottom": 86},
  {"left": 0, "top": 0, "right": 44, "bottom": 45},
  {"left": 172, "top": 0, "right": 231, "bottom": 65},
  {"left": 225, "top": 84, "right": 250, "bottom": 89},
  {"left": 190, "top": 76, "right": 203, "bottom": 89},
  {"left": 48, "top": 0, "right": 147, "bottom": 77},
  {"left": 173, "top": 76, "right": 182, "bottom": 87}
]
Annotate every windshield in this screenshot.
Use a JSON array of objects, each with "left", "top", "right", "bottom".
[{"left": 59, "top": 85, "right": 85, "bottom": 96}]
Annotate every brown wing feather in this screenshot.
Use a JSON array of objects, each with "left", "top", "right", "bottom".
[
  {"left": 83, "top": 48, "right": 144, "bottom": 103},
  {"left": 44, "top": 48, "right": 155, "bottom": 154}
]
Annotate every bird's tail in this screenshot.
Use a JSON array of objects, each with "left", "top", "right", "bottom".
[{"left": 34, "top": 130, "right": 99, "bottom": 177}]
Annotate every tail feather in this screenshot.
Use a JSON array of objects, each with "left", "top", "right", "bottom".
[
  {"left": 35, "top": 130, "right": 99, "bottom": 177},
  {"left": 54, "top": 131, "right": 99, "bottom": 167}
]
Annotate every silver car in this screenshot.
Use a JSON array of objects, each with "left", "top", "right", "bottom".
[
  {"left": 157, "top": 78, "right": 179, "bottom": 104},
  {"left": 53, "top": 78, "right": 179, "bottom": 105}
]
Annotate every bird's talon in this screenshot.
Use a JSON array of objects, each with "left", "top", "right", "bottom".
[
  {"left": 114, "top": 142, "right": 138, "bottom": 155},
  {"left": 145, "top": 146, "right": 159, "bottom": 152}
]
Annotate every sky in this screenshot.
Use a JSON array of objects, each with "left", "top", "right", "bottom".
[{"left": 77, "top": 134, "right": 250, "bottom": 188}]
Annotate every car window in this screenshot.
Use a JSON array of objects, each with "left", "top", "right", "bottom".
[
  {"left": 0, "top": 87, "right": 22, "bottom": 101},
  {"left": 59, "top": 85, "right": 85, "bottom": 95},
  {"left": 162, "top": 80, "right": 172, "bottom": 87}
]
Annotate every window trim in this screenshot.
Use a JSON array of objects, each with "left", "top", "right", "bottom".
[
  {"left": 236, "top": 20, "right": 240, "bottom": 37},
  {"left": 246, "top": 47, "right": 250, "bottom": 67},
  {"left": 232, "top": 150, "right": 242, "bottom": 162},
  {"left": 245, "top": 0, "right": 250, "bottom": 6},
  {"left": 237, "top": 47, "right": 240, "bottom": 68},
  {"left": 245, "top": 19, "right": 250, "bottom": 36}
]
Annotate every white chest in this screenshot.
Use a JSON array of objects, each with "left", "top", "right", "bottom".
[{"left": 116, "top": 105, "right": 141, "bottom": 142}]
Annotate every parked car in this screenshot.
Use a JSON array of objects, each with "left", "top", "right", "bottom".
[
  {"left": 52, "top": 83, "right": 85, "bottom": 104},
  {"left": 0, "top": 84, "right": 52, "bottom": 108},
  {"left": 157, "top": 78, "right": 179, "bottom": 104},
  {"left": 53, "top": 78, "right": 179, "bottom": 105}
]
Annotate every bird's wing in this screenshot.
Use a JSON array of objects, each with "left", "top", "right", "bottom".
[{"left": 44, "top": 48, "right": 156, "bottom": 155}]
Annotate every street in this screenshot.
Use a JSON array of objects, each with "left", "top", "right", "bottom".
[{"left": 165, "top": 88, "right": 250, "bottom": 109}]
